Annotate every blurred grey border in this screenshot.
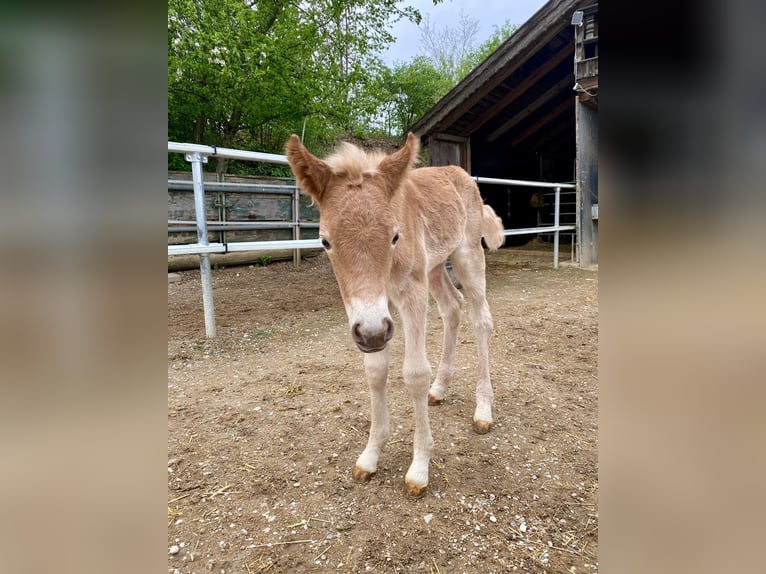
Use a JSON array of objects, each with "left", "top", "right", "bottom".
[
  {"left": 601, "top": 0, "right": 766, "bottom": 572},
  {"left": 0, "top": 4, "right": 167, "bottom": 574}
]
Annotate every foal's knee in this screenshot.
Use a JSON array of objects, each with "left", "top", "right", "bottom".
[
  {"left": 403, "top": 362, "right": 432, "bottom": 394},
  {"left": 404, "top": 365, "right": 432, "bottom": 382}
]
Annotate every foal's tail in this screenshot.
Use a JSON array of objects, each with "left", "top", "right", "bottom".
[{"left": 481, "top": 204, "right": 505, "bottom": 252}]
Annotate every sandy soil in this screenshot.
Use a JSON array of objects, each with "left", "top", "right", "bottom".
[{"left": 168, "top": 247, "right": 598, "bottom": 573}]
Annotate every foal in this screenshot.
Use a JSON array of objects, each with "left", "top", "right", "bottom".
[{"left": 286, "top": 133, "right": 504, "bottom": 497}]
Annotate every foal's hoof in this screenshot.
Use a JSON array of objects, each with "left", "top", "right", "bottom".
[
  {"left": 403, "top": 481, "right": 428, "bottom": 499},
  {"left": 472, "top": 419, "right": 492, "bottom": 434},
  {"left": 427, "top": 392, "right": 443, "bottom": 406},
  {"left": 352, "top": 465, "right": 375, "bottom": 482}
]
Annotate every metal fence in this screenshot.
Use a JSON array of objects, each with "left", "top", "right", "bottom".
[
  {"left": 168, "top": 178, "right": 319, "bottom": 256},
  {"left": 168, "top": 142, "right": 575, "bottom": 337}
]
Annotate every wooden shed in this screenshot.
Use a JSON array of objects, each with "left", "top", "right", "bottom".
[{"left": 410, "top": 0, "right": 598, "bottom": 265}]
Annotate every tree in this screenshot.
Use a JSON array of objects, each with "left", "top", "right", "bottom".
[
  {"left": 376, "top": 57, "right": 450, "bottom": 137},
  {"left": 168, "top": 0, "right": 422, "bottom": 175},
  {"left": 458, "top": 20, "right": 519, "bottom": 79},
  {"left": 169, "top": 0, "right": 309, "bottom": 175},
  {"left": 418, "top": 9, "right": 479, "bottom": 86},
  {"left": 418, "top": 11, "right": 518, "bottom": 86},
  {"left": 371, "top": 15, "right": 518, "bottom": 138}
]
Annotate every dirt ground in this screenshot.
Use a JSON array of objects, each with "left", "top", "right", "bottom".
[{"left": 168, "top": 247, "right": 598, "bottom": 573}]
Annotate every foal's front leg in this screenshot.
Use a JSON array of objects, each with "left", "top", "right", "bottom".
[
  {"left": 400, "top": 290, "right": 434, "bottom": 498},
  {"left": 352, "top": 346, "right": 391, "bottom": 481}
]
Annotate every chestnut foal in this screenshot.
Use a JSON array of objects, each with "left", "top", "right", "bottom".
[{"left": 286, "top": 133, "right": 504, "bottom": 497}]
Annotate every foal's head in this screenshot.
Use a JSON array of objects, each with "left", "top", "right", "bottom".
[{"left": 286, "top": 134, "right": 420, "bottom": 353}]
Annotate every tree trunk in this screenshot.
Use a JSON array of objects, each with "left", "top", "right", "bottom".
[
  {"left": 215, "top": 106, "right": 243, "bottom": 180},
  {"left": 194, "top": 115, "right": 206, "bottom": 144}
]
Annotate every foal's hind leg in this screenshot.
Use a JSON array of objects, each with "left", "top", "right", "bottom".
[
  {"left": 450, "top": 247, "right": 495, "bottom": 434},
  {"left": 427, "top": 264, "right": 463, "bottom": 405}
]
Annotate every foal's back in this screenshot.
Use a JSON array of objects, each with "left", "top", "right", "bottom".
[{"left": 401, "top": 165, "right": 486, "bottom": 259}]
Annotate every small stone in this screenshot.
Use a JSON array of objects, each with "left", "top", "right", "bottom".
[
  {"left": 169, "top": 545, "right": 180, "bottom": 555},
  {"left": 519, "top": 523, "right": 527, "bottom": 533},
  {"left": 423, "top": 513, "right": 433, "bottom": 524}
]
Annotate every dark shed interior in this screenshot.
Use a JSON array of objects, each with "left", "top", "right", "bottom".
[{"left": 410, "top": 0, "right": 596, "bottom": 245}]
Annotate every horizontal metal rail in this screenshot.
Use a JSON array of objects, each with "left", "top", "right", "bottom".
[
  {"left": 504, "top": 225, "right": 575, "bottom": 236},
  {"left": 168, "top": 220, "right": 318, "bottom": 227},
  {"left": 476, "top": 176, "right": 575, "bottom": 189},
  {"left": 168, "top": 239, "right": 323, "bottom": 256},
  {"left": 168, "top": 221, "right": 319, "bottom": 232},
  {"left": 226, "top": 239, "right": 323, "bottom": 252},
  {"left": 168, "top": 243, "right": 226, "bottom": 256},
  {"left": 168, "top": 179, "right": 296, "bottom": 195},
  {"left": 168, "top": 142, "right": 291, "bottom": 165}
]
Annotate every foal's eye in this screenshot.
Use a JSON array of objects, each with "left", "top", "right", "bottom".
[
  {"left": 392, "top": 232, "right": 400, "bottom": 246},
  {"left": 321, "top": 238, "right": 331, "bottom": 249}
]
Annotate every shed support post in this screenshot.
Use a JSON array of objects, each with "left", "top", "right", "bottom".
[
  {"left": 185, "top": 151, "right": 216, "bottom": 338},
  {"left": 576, "top": 99, "right": 598, "bottom": 266}
]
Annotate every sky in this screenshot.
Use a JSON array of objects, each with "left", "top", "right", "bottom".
[{"left": 382, "top": 0, "right": 549, "bottom": 65}]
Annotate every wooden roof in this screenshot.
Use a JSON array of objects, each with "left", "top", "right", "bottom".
[{"left": 410, "top": 0, "right": 595, "bottom": 158}]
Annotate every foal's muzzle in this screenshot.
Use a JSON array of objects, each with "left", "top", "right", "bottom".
[{"left": 351, "top": 317, "right": 394, "bottom": 353}]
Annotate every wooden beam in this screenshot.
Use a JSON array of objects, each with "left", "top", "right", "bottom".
[
  {"left": 464, "top": 44, "right": 572, "bottom": 136},
  {"left": 510, "top": 98, "right": 574, "bottom": 146},
  {"left": 487, "top": 75, "right": 574, "bottom": 142}
]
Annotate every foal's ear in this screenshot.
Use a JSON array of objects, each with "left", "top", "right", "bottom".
[
  {"left": 285, "top": 134, "right": 331, "bottom": 203},
  {"left": 378, "top": 132, "right": 420, "bottom": 197}
]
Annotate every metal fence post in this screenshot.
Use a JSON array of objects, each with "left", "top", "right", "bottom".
[
  {"left": 292, "top": 185, "right": 301, "bottom": 269},
  {"left": 553, "top": 185, "right": 561, "bottom": 270},
  {"left": 185, "top": 151, "right": 216, "bottom": 337}
]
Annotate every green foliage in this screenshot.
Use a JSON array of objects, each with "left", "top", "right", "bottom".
[
  {"left": 374, "top": 16, "right": 518, "bottom": 137},
  {"left": 376, "top": 56, "right": 450, "bottom": 136},
  {"left": 168, "top": 0, "right": 515, "bottom": 165},
  {"left": 168, "top": 0, "right": 317, "bottom": 158},
  {"left": 168, "top": 0, "right": 421, "bottom": 172},
  {"left": 225, "top": 160, "right": 293, "bottom": 178},
  {"left": 167, "top": 153, "right": 190, "bottom": 172}
]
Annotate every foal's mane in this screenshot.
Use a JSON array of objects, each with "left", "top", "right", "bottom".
[{"left": 324, "top": 142, "right": 388, "bottom": 183}]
